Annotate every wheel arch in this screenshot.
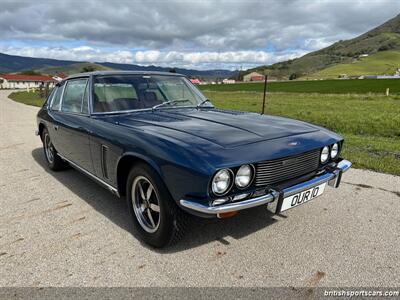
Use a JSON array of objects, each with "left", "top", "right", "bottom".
[
  {"left": 116, "top": 152, "right": 164, "bottom": 197},
  {"left": 38, "top": 122, "right": 46, "bottom": 141}
]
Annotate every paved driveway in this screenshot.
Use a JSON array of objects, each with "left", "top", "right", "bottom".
[{"left": 0, "top": 90, "right": 399, "bottom": 287}]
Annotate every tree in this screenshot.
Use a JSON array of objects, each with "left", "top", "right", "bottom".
[
  {"left": 169, "top": 68, "right": 177, "bottom": 73},
  {"left": 81, "top": 66, "right": 97, "bottom": 73},
  {"left": 19, "top": 70, "right": 42, "bottom": 76},
  {"left": 289, "top": 73, "right": 297, "bottom": 80}
]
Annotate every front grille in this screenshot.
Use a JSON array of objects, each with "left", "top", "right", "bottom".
[{"left": 255, "top": 149, "right": 320, "bottom": 187}]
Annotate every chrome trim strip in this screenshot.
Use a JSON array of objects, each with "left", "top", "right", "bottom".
[
  {"left": 180, "top": 191, "right": 278, "bottom": 215},
  {"left": 180, "top": 159, "right": 352, "bottom": 215},
  {"left": 58, "top": 154, "right": 120, "bottom": 197}
]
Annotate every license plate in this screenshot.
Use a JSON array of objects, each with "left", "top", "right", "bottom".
[{"left": 280, "top": 183, "right": 326, "bottom": 212}]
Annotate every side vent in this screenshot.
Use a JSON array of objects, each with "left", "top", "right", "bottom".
[{"left": 101, "top": 145, "right": 109, "bottom": 179}]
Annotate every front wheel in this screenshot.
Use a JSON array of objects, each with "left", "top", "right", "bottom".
[{"left": 126, "top": 163, "right": 187, "bottom": 248}]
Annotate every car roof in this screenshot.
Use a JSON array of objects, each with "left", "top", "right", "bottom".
[{"left": 64, "top": 70, "right": 185, "bottom": 81}]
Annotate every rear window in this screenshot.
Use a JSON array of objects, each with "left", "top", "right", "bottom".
[{"left": 94, "top": 83, "right": 138, "bottom": 103}]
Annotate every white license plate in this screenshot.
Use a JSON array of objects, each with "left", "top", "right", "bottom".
[{"left": 280, "top": 183, "right": 326, "bottom": 212}]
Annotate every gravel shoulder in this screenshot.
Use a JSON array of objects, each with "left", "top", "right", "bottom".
[{"left": 0, "top": 90, "right": 399, "bottom": 287}]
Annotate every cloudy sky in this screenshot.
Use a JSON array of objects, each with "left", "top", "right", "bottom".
[{"left": 0, "top": 0, "right": 399, "bottom": 70}]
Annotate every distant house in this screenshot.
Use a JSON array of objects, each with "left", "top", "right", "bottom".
[
  {"left": 190, "top": 78, "right": 201, "bottom": 85},
  {"left": 243, "top": 72, "right": 265, "bottom": 82},
  {"left": 0, "top": 74, "right": 57, "bottom": 89},
  {"left": 376, "top": 75, "right": 400, "bottom": 79},
  {"left": 222, "top": 78, "right": 235, "bottom": 84},
  {"left": 363, "top": 74, "right": 400, "bottom": 79}
]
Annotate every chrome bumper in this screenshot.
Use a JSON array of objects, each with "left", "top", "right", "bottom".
[{"left": 179, "top": 159, "right": 352, "bottom": 215}]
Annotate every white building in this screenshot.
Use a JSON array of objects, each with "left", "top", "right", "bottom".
[
  {"left": 0, "top": 74, "right": 57, "bottom": 89},
  {"left": 222, "top": 78, "right": 236, "bottom": 84}
]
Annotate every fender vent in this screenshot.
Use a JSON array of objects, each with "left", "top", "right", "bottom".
[{"left": 101, "top": 145, "right": 109, "bottom": 179}]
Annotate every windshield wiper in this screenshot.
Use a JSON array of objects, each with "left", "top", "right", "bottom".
[
  {"left": 152, "top": 99, "right": 192, "bottom": 111},
  {"left": 197, "top": 99, "right": 211, "bottom": 108}
]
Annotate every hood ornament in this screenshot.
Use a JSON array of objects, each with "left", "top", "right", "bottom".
[{"left": 288, "top": 141, "right": 300, "bottom": 146}]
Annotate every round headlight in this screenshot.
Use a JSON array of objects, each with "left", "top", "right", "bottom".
[
  {"left": 212, "top": 169, "right": 232, "bottom": 195},
  {"left": 321, "top": 146, "right": 329, "bottom": 163},
  {"left": 235, "top": 164, "right": 254, "bottom": 188},
  {"left": 331, "top": 143, "right": 339, "bottom": 159}
]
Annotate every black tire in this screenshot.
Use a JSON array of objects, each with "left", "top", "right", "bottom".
[
  {"left": 42, "top": 128, "right": 67, "bottom": 171},
  {"left": 126, "top": 163, "right": 187, "bottom": 248}
]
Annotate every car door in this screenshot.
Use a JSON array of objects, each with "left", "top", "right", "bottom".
[{"left": 55, "top": 78, "right": 95, "bottom": 173}]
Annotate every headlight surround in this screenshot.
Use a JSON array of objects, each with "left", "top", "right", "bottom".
[
  {"left": 235, "top": 164, "right": 254, "bottom": 189},
  {"left": 211, "top": 169, "right": 233, "bottom": 195},
  {"left": 320, "top": 146, "right": 329, "bottom": 163},
  {"left": 331, "top": 143, "right": 339, "bottom": 159}
]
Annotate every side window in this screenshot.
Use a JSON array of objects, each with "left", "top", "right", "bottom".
[
  {"left": 82, "top": 81, "right": 89, "bottom": 114},
  {"left": 50, "top": 84, "right": 64, "bottom": 111},
  {"left": 43, "top": 87, "right": 56, "bottom": 108},
  {"left": 62, "top": 79, "right": 88, "bottom": 114}
]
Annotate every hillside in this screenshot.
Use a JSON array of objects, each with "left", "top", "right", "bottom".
[
  {"left": 245, "top": 13, "right": 400, "bottom": 79},
  {"left": 0, "top": 52, "right": 235, "bottom": 78},
  {"left": 308, "top": 51, "right": 400, "bottom": 79},
  {"left": 100, "top": 62, "right": 234, "bottom": 78},
  {"left": 36, "top": 62, "right": 113, "bottom": 75},
  {"left": 0, "top": 52, "right": 75, "bottom": 73}
]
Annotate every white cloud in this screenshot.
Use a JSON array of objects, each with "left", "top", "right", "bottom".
[
  {"left": 0, "top": 0, "right": 399, "bottom": 69},
  {"left": 0, "top": 46, "right": 307, "bottom": 70}
]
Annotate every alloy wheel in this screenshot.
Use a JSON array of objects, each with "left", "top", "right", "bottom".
[
  {"left": 131, "top": 176, "right": 161, "bottom": 233},
  {"left": 44, "top": 133, "right": 55, "bottom": 164}
]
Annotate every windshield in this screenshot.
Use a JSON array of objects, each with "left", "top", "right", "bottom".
[{"left": 92, "top": 74, "right": 211, "bottom": 113}]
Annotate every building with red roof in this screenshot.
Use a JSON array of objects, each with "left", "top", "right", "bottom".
[
  {"left": 190, "top": 78, "right": 201, "bottom": 85},
  {"left": 0, "top": 74, "right": 57, "bottom": 89}
]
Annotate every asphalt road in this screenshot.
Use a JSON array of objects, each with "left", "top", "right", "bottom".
[{"left": 0, "top": 90, "right": 399, "bottom": 288}]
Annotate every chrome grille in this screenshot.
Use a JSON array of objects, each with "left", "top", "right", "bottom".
[{"left": 255, "top": 149, "right": 320, "bottom": 187}]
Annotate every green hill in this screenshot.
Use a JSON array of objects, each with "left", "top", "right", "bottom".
[
  {"left": 36, "top": 62, "right": 114, "bottom": 76},
  {"left": 244, "top": 13, "right": 400, "bottom": 79},
  {"left": 308, "top": 50, "right": 400, "bottom": 79}
]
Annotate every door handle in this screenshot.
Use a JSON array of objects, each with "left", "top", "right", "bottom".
[{"left": 54, "top": 125, "right": 59, "bottom": 131}]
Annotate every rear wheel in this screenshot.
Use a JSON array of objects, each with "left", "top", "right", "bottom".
[
  {"left": 42, "top": 128, "right": 67, "bottom": 171},
  {"left": 126, "top": 163, "right": 187, "bottom": 248}
]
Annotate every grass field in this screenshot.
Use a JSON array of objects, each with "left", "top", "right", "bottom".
[
  {"left": 199, "top": 78, "right": 400, "bottom": 94},
  {"left": 8, "top": 91, "right": 45, "bottom": 107},
  {"left": 7, "top": 89, "right": 400, "bottom": 176},
  {"left": 309, "top": 51, "right": 400, "bottom": 79},
  {"left": 202, "top": 91, "right": 400, "bottom": 176}
]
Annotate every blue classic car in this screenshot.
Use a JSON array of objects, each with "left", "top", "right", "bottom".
[{"left": 36, "top": 71, "right": 351, "bottom": 247}]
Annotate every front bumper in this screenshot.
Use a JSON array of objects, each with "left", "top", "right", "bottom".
[{"left": 179, "top": 159, "right": 352, "bottom": 215}]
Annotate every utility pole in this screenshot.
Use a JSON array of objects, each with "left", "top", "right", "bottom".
[{"left": 261, "top": 74, "right": 268, "bottom": 115}]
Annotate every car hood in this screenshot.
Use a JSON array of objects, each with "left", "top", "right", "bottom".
[{"left": 108, "top": 108, "right": 320, "bottom": 148}]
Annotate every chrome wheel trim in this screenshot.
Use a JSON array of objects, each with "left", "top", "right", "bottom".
[
  {"left": 44, "top": 133, "right": 55, "bottom": 164},
  {"left": 131, "top": 176, "right": 161, "bottom": 233}
]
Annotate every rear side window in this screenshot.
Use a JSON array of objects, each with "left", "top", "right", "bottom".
[
  {"left": 50, "top": 84, "right": 64, "bottom": 111},
  {"left": 43, "top": 88, "right": 56, "bottom": 108},
  {"left": 62, "top": 79, "right": 88, "bottom": 114}
]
